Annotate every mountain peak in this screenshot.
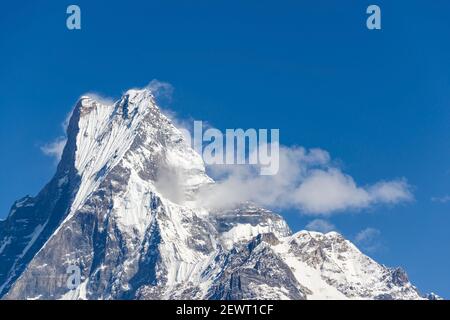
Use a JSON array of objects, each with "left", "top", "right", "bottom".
[
  {"left": 124, "top": 88, "right": 153, "bottom": 100},
  {"left": 75, "top": 89, "right": 156, "bottom": 119}
]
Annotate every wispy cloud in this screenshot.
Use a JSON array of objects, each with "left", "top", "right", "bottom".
[
  {"left": 431, "top": 195, "right": 450, "bottom": 203},
  {"left": 305, "top": 219, "right": 337, "bottom": 233},
  {"left": 355, "top": 227, "right": 381, "bottom": 243},
  {"left": 40, "top": 136, "right": 67, "bottom": 162},
  {"left": 145, "top": 79, "right": 174, "bottom": 105},
  {"left": 354, "top": 227, "right": 382, "bottom": 253},
  {"left": 40, "top": 104, "right": 75, "bottom": 162}
]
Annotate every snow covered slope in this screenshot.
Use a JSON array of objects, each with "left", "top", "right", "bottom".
[{"left": 0, "top": 89, "right": 436, "bottom": 300}]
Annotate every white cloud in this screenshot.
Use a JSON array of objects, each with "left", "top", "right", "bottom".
[
  {"left": 355, "top": 227, "right": 381, "bottom": 243},
  {"left": 305, "top": 219, "right": 337, "bottom": 233},
  {"left": 145, "top": 79, "right": 174, "bottom": 104},
  {"left": 40, "top": 136, "right": 67, "bottom": 162},
  {"left": 40, "top": 104, "right": 77, "bottom": 163},
  {"left": 292, "top": 171, "right": 412, "bottom": 213},
  {"left": 195, "top": 146, "right": 413, "bottom": 215},
  {"left": 292, "top": 169, "right": 371, "bottom": 213},
  {"left": 354, "top": 227, "right": 382, "bottom": 253},
  {"left": 62, "top": 108, "right": 74, "bottom": 132},
  {"left": 159, "top": 108, "right": 198, "bottom": 143},
  {"left": 369, "top": 180, "right": 413, "bottom": 204}
]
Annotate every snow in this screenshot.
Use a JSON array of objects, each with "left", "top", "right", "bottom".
[
  {"left": 156, "top": 201, "right": 218, "bottom": 293},
  {"left": 0, "top": 237, "right": 12, "bottom": 255},
  {"left": 0, "top": 221, "right": 49, "bottom": 296},
  {"left": 60, "top": 279, "right": 89, "bottom": 300},
  {"left": 19, "top": 224, "right": 46, "bottom": 260},
  {"left": 0, "top": 224, "right": 46, "bottom": 296},
  {"left": 30, "top": 89, "right": 219, "bottom": 299},
  {"left": 270, "top": 231, "right": 424, "bottom": 300},
  {"left": 273, "top": 240, "right": 347, "bottom": 300},
  {"left": 15, "top": 197, "right": 33, "bottom": 208},
  {"left": 112, "top": 170, "right": 155, "bottom": 236},
  {"left": 221, "top": 223, "right": 276, "bottom": 250},
  {"left": 57, "top": 176, "right": 68, "bottom": 188},
  {"left": 45, "top": 90, "right": 156, "bottom": 241},
  {"left": 247, "top": 283, "right": 291, "bottom": 300}
]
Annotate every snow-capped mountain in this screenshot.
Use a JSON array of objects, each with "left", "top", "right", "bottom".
[{"left": 0, "top": 89, "right": 435, "bottom": 300}]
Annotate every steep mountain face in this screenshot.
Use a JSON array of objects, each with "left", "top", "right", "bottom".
[{"left": 0, "top": 89, "right": 432, "bottom": 300}]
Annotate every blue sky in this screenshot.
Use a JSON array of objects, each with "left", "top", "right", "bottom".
[{"left": 1, "top": 1, "right": 449, "bottom": 297}]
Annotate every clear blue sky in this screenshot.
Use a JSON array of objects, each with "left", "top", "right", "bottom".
[{"left": 1, "top": 1, "right": 449, "bottom": 297}]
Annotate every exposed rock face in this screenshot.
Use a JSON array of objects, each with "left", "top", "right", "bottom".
[{"left": 0, "top": 89, "right": 434, "bottom": 300}]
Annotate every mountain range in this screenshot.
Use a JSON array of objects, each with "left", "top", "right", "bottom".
[{"left": 0, "top": 89, "right": 439, "bottom": 300}]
